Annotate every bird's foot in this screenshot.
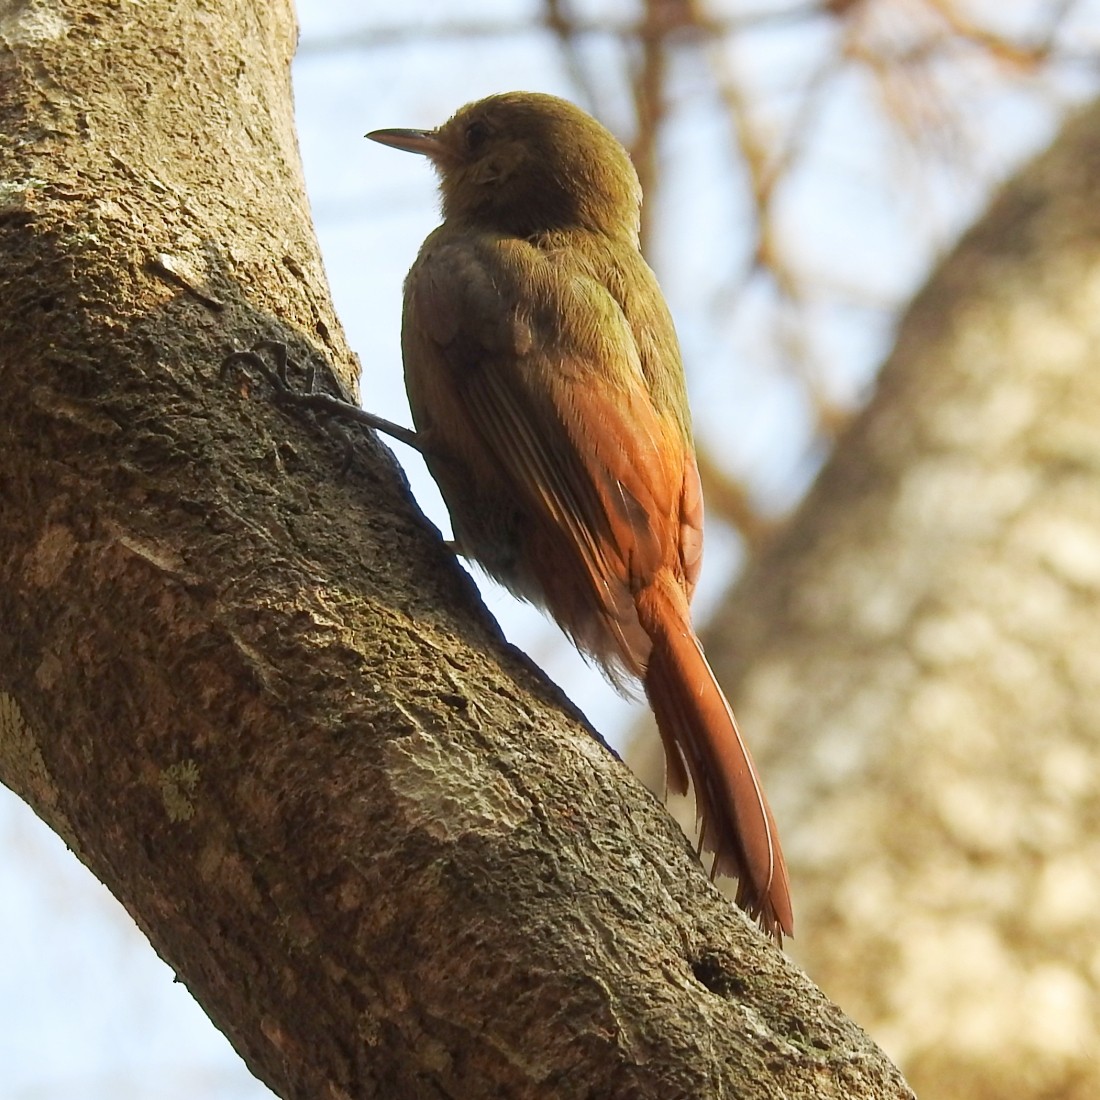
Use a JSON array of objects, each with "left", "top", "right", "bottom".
[{"left": 221, "top": 341, "right": 424, "bottom": 461}]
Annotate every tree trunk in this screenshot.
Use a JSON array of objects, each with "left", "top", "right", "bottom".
[
  {"left": 0, "top": 1, "right": 912, "bottom": 1097},
  {"left": 638, "top": 98, "right": 1100, "bottom": 1100}
]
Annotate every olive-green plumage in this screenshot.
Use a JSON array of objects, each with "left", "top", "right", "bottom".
[{"left": 368, "top": 92, "right": 793, "bottom": 939}]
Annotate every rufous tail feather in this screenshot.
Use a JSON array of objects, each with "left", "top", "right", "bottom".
[{"left": 637, "top": 576, "right": 794, "bottom": 941}]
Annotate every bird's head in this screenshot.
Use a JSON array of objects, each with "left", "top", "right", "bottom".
[{"left": 367, "top": 91, "right": 642, "bottom": 242}]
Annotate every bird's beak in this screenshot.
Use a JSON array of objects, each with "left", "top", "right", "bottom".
[{"left": 365, "top": 128, "right": 443, "bottom": 158}]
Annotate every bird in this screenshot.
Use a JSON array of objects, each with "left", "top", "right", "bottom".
[{"left": 366, "top": 91, "right": 793, "bottom": 940}]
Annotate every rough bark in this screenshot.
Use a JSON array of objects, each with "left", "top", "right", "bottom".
[
  {"left": 0, "top": 1, "right": 913, "bottom": 1097},
  {"left": 632, "top": 99, "right": 1100, "bottom": 1099}
]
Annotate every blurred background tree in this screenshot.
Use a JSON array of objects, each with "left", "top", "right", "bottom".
[
  {"left": 2, "top": 1, "right": 1098, "bottom": 1097},
  {"left": 631, "top": 92, "right": 1100, "bottom": 1100}
]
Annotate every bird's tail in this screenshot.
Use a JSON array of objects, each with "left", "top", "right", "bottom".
[{"left": 637, "top": 575, "right": 793, "bottom": 941}]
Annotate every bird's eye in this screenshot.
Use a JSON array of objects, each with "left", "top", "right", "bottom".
[{"left": 465, "top": 120, "right": 490, "bottom": 152}]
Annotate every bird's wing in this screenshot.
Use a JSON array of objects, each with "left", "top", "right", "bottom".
[{"left": 405, "top": 234, "right": 703, "bottom": 673}]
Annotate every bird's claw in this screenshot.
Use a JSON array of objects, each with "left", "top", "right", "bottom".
[
  {"left": 220, "top": 340, "right": 320, "bottom": 401},
  {"left": 221, "top": 341, "right": 424, "bottom": 456}
]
